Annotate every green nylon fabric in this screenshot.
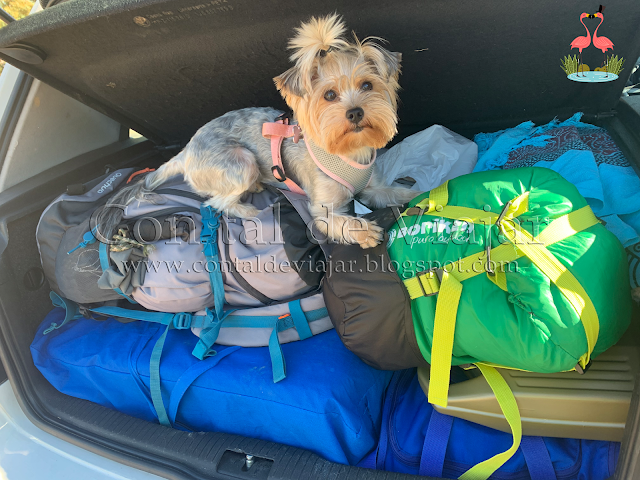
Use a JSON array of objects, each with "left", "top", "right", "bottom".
[{"left": 387, "top": 168, "right": 631, "bottom": 373}]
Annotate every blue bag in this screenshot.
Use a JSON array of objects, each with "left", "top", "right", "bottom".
[
  {"left": 31, "top": 308, "right": 393, "bottom": 466},
  {"left": 369, "top": 369, "right": 619, "bottom": 479}
]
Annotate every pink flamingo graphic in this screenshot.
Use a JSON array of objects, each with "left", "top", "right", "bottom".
[
  {"left": 593, "top": 5, "right": 614, "bottom": 77},
  {"left": 570, "top": 13, "right": 591, "bottom": 77}
]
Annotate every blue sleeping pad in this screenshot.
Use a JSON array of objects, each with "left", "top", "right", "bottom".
[{"left": 31, "top": 308, "right": 393, "bottom": 465}]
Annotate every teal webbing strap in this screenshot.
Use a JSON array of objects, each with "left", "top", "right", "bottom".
[
  {"left": 88, "top": 304, "right": 328, "bottom": 330},
  {"left": 191, "top": 308, "right": 228, "bottom": 360},
  {"left": 221, "top": 307, "right": 329, "bottom": 328},
  {"left": 199, "top": 205, "right": 225, "bottom": 320},
  {"left": 127, "top": 325, "right": 158, "bottom": 420},
  {"left": 167, "top": 346, "right": 241, "bottom": 424},
  {"left": 264, "top": 299, "right": 324, "bottom": 383},
  {"left": 190, "top": 204, "right": 229, "bottom": 361},
  {"left": 150, "top": 325, "right": 172, "bottom": 426},
  {"left": 89, "top": 305, "right": 176, "bottom": 325},
  {"left": 98, "top": 241, "right": 137, "bottom": 304},
  {"left": 44, "top": 291, "right": 83, "bottom": 334},
  {"left": 269, "top": 316, "right": 287, "bottom": 383},
  {"left": 288, "top": 299, "right": 313, "bottom": 340}
]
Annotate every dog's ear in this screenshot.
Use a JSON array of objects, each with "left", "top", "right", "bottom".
[
  {"left": 361, "top": 42, "right": 402, "bottom": 82},
  {"left": 274, "top": 66, "right": 305, "bottom": 102}
]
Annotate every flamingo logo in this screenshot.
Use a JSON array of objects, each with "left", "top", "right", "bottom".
[
  {"left": 593, "top": 7, "right": 615, "bottom": 77},
  {"left": 561, "top": 5, "right": 624, "bottom": 83}
]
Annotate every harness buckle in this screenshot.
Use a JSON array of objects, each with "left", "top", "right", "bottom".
[
  {"left": 416, "top": 267, "right": 443, "bottom": 297},
  {"left": 292, "top": 125, "right": 301, "bottom": 143},
  {"left": 271, "top": 165, "right": 287, "bottom": 182},
  {"left": 172, "top": 312, "right": 193, "bottom": 330},
  {"left": 275, "top": 111, "right": 293, "bottom": 123}
]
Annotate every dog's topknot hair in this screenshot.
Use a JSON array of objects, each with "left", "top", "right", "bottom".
[{"left": 288, "top": 14, "right": 349, "bottom": 76}]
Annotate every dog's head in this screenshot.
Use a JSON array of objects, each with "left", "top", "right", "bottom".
[{"left": 274, "top": 14, "right": 401, "bottom": 158}]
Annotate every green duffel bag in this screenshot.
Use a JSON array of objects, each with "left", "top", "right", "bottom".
[{"left": 324, "top": 167, "right": 631, "bottom": 480}]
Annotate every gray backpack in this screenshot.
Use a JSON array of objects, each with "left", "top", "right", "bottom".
[{"left": 37, "top": 168, "right": 332, "bottom": 425}]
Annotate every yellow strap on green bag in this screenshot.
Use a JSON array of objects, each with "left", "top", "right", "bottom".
[
  {"left": 499, "top": 216, "right": 599, "bottom": 367},
  {"left": 427, "top": 270, "right": 463, "bottom": 407},
  {"left": 410, "top": 181, "right": 499, "bottom": 224},
  {"left": 458, "top": 364, "right": 522, "bottom": 480}
]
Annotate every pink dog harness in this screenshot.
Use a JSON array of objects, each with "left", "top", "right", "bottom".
[{"left": 262, "top": 117, "right": 377, "bottom": 196}]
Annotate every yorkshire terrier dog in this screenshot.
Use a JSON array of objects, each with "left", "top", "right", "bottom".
[{"left": 104, "top": 14, "right": 419, "bottom": 248}]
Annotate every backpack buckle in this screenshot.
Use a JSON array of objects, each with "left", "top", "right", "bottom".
[
  {"left": 416, "top": 267, "right": 443, "bottom": 297},
  {"left": 172, "top": 312, "right": 193, "bottom": 330}
]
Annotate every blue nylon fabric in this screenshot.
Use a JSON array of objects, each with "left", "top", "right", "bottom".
[
  {"left": 167, "top": 346, "right": 241, "bottom": 423},
  {"left": 374, "top": 370, "right": 620, "bottom": 479},
  {"left": 31, "top": 309, "right": 392, "bottom": 465}
]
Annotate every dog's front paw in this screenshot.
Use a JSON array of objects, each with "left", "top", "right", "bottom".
[
  {"left": 344, "top": 218, "right": 384, "bottom": 249},
  {"left": 204, "top": 199, "right": 260, "bottom": 219}
]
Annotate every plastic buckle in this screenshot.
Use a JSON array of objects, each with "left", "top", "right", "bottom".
[
  {"left": 458, "top": 363, "right": 476, "bottom": 370},
  {"left": 404, "top": 207, "right": 424, "bottom": 217},
  {"left": 200, "top": 232, "right": 213, "bottom": 245},
  {"left": 416, "top": 267, "right": 443, "bottom": 297},
  {"left": 271, "top": 165, "right": 287, "bottom": 182},
  {"left": 172, "top": 312, "right": 193, "bottom": 330},
  {"left": 575, "top": 359, "right": 592, "bottom": 375}
]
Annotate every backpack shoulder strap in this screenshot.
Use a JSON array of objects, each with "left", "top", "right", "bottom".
[{"left": 279, "top": 189, "right": 331, "bottom": 258}]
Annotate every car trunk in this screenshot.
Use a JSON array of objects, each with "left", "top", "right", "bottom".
[{"left": 0, "top": 1, "right": 638, "bottom": 479}]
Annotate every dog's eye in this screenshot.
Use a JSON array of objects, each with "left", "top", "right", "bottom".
[
  {"left": 361, "top": 82, "right": 373, "bottom": 91},
  {"left": 324, "top": 90, "right": 337, "bottom": 101}
]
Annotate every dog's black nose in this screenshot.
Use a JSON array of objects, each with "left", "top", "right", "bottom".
[{"left": 346, "top": 107, "right": 364, "bottom": 124}]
